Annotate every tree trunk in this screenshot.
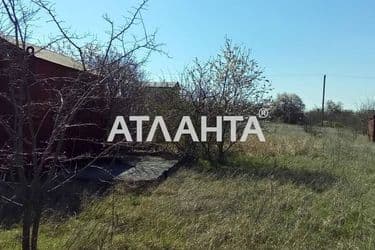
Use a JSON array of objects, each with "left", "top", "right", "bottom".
[
  {"left": 31, "top": 206, "right": 42, "bottom": 250},
  {"left": 217, "top": 142, "right": 225, "bottom": 164},
  {"left": 22, "top": 204, "right": 32, "bottom": 250}
]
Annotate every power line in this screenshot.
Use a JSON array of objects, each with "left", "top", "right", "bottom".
[
  {"left": 268, "top": 73, "right": 375, "bottom": 80},
  {"left": 328, "top": 74, "right": 375, "bottom": 80}
]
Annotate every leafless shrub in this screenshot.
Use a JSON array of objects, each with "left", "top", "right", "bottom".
[{"left": 180, "top": 38, "right": 272, "bottom": 162}]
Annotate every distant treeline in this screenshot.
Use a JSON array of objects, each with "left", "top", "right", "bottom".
[{"left": 270, "top": 93, "right": 374, "bottom": 134}]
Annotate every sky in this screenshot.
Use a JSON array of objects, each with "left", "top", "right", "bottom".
[{"left": 28, "top": 0, "right": 375, "bottom": 110}]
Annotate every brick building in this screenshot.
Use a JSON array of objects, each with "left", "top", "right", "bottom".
[{"left": 0, "top": 37, "right": 108, "bottom": 172}]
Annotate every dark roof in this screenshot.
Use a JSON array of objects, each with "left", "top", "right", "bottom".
[{"left": 1, "top": 36, "right": 84, "bottom": 71}]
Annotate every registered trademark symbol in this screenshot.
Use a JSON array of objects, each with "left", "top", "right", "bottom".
[{"left": 258, "top": 108, "right": 269, "bottom": 119}]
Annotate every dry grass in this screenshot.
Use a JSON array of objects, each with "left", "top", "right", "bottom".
[{"left": 1, "top": 124, "right": 375, "bottom": 249}]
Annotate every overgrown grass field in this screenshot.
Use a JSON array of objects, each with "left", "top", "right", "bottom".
[{"left": 1, "top": 124, "right": 375, "bottom": 249}]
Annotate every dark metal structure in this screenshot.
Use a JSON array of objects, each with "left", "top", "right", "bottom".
[{"left": 369, "top": 116, "right": 375, "bottom": 142}]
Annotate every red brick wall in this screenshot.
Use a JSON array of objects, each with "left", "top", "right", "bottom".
[
  {"left": 0, "top": 54, "right": 109, "bottom": 165},
  {"left": 31, "top": 57, "right": 109, "bottom": 157}
]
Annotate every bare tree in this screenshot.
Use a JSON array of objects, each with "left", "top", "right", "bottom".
[
  {"left": 0, "top": 0, "right": 161, "bottom": 249},
  {"left": 0, "top": 0, "right": 39, "bottom": 48},
  {"left": 180, "top": 38, "right": 272, "bottom": 162}
]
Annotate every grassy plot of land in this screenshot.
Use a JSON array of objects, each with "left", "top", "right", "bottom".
[{"left": 1, "top": 124, "right": 375, "bottom": 249}]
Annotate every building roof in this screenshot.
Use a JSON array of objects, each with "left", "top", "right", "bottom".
[
  {"left": 146, "top": 82, "right": 180, "bottom": 88},
  {"left": 1, "top": 36, "right": 84, "bottom": 71},
  {"left": 32, "top": 46, "right": 84, "bottom": 71}
]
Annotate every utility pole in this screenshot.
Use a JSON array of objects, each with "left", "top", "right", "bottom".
[{"left": 321, "top": 74, "right": 326, "bottom": 126}]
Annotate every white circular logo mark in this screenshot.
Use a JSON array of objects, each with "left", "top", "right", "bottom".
[{"left": 258, "top": 108, "right": 269, "bottom": 119}]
